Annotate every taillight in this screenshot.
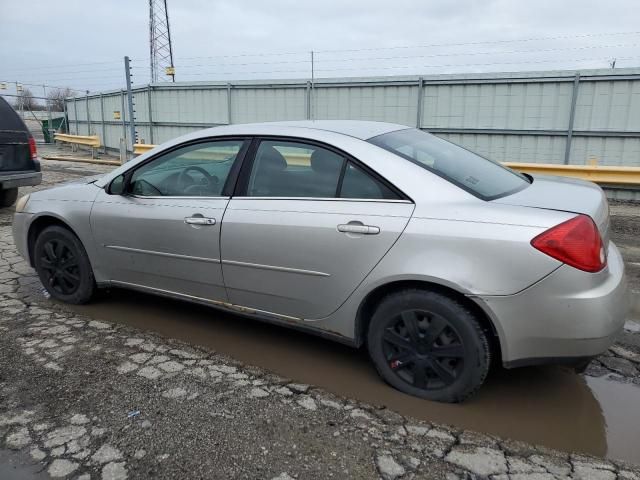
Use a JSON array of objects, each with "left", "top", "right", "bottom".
[
  {"left": 531, "top": 214, "right": 606, "bottom": 273},
  {"left": 28, "top": 137, "right": 37, "bottom": 160}
]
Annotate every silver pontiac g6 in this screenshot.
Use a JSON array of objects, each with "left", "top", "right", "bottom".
[{"left": 12, "top": 121, "right": 629, "bottom": 402}]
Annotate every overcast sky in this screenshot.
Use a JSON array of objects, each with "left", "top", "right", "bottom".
[{"left": 1, "top": 0, "right": 639, "bottom": 96}]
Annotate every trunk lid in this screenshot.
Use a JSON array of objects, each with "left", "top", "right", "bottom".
[{"left": 492, "top": 174, "right": 610, "bottom": 244}]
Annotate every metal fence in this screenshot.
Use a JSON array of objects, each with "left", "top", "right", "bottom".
[{"left": 65, "top": 67, "right": 640, "bottom": 167}]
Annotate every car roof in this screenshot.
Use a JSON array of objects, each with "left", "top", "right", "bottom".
[{"left": 227, "top": 120, "right": 410, "bottom": 140}]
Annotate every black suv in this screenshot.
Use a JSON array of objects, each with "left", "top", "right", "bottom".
[{"left": 0, "top": 96, "right": 42, "bottom": 207}]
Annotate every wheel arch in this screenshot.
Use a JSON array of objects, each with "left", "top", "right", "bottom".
[
  {"left": 27, "top": 214, "right": 83, "bottom": 268},
  {"left": 354, "top": 279, "right": 503, "bottom": 362}
]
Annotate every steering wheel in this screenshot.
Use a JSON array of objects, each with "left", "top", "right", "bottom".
[
  {"left": 177, "top": 166, "right": 218, "bottom": 193},
  {"left": 133, "top": 179, "right": 162, "bottom": 196}
]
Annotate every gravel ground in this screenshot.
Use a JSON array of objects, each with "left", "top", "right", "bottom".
[
  {"left": 610, "top": 202, "right": 640, "bottom": 296},
  {"left": 1, "top": 150, "right": 640, "bottom": 479}
]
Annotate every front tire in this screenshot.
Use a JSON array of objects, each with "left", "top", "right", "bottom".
[
  {"left": 33, "top": 226, "right": 96, "bottom": 304},
  {"left": 0, "top": 187, "right": 18, "bottom": 208},
  {"left": 367, "top": 289, "right": 491, "bottom": 403}
]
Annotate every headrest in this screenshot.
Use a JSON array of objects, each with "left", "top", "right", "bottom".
[{"left": 257, "top": 146, "right": 287, "bottom": 171}]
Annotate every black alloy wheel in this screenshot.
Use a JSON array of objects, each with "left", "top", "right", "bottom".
[
  {"left": 34, "top": 225, "right": 96, "bottom": 304},
  {"left": 383, "top": 309, "right": 465, "bottom": 390},
  {"left": 39, "top": 237, "right": 81, "bottom": 295},
  {"left": 367, "top": 289, "right": 491, "bottom": 403}
]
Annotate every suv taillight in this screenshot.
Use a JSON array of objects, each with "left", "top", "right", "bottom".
[
  {"left": 531, "top": 214, "right": 606, "bottom": 273},
  {"left": 28, "top": 137, "right": 37, "bottom": 160}
]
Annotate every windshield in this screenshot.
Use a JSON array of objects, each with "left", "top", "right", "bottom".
[{"left": 369, "top": 128, "right": 530, "bottom": 200}]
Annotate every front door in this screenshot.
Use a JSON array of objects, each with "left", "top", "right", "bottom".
[
  {"left": 220, "top": 139, "right": 414, "bottom": 320},
  {"left": 91, "top": 139, "right": 248, "bottom": 301}
]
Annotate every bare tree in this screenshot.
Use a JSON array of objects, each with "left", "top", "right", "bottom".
[
  {"left": 13, "top": 88, "right": 40, "bottom": 111},
  {"left": 47, "top": 87, "right": 74, "bottom": 112}
]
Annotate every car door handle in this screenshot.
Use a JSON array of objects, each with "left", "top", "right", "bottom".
[
  {"left": 337, "top": 223, "right": 380, "bottom": 235},
  {"left": 184, "top": 216, "right": 216, "bottom": 226}
]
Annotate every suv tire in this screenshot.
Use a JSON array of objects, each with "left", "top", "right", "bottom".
[{"left": 0, "top": 188, "right": 18, "bottom": 208}]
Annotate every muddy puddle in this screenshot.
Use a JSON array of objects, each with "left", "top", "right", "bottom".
[{"left": 68, "top": 288, "right": 640, "bottom": 464}]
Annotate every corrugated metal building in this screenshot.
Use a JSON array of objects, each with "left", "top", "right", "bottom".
[{"left": 66, "top": 67, "right": 640, "bottom": 168}]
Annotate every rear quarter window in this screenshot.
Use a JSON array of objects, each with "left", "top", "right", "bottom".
[{"left": 0, "top": 97, "right": 28, "bottom": 131}]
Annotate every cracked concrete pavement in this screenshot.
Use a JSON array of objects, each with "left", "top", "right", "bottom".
[{"left": 1, "top": 149, "right": 640, "bottom": 479}]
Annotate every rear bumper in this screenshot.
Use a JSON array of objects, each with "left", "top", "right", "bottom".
[
  {"left": 0, "top": 171, "right": 42, "bottom": 189},
  {"left": 475, "top": 242, "right": 629, "bottom": 365}
]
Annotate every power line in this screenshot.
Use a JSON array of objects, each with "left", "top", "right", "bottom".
[
  {"left": 167, "top": 54, "right": 639, "bottom": 79},
  {"left": 177, "top": 30, "right": 640, "bottom": 61},
  {"left": 8, "top": 66, "right": 126, "bottom": 77},
  {"left": 171, "top": 42, "right": 639, "bottom": 70},
  {"left": 315, "top": 55, "right": 640, "bottom": 74},
  {"left": 314, "top": 30, "right": 640, "bottom": 54},
  {"left": 5, "top": 30, "right": 639, "bottom": 83},
  {"left": 10, "top": 40, "right": 636, "bottom": 86},
  {"left": 3, "top": 74, "right": 125, "bottom": 84},
  {"left": 5, "top": 60, "right": 123, "bottom": 74},
  {"left": 0, "top": 81, "right": 87, "bottom": 93},
  {"left": 314, "top": 43, "right": 640, "bottom": 63}
]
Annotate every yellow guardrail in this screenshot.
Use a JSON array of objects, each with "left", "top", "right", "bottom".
[
  {"left": 131, "top": 142, "right": 640, "bottom": 185},
  {"left": 504, "top": 162, "right": 640, "bottom": 185},
  {"left": 54, "top": 133, "right": 101, "bottom": 148},
  {"left": 133, "top": 143, "right": 156, "bottom": 154}
]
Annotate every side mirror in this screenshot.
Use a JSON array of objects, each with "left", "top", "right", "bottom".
[{"left": 108, "top": 174, "right": 126, "bottom": 195}]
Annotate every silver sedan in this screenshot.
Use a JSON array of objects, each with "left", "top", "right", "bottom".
[{"left": 12, "top": 121, "right": 629, "bottom": 402}]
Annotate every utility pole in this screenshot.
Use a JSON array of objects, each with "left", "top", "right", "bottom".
[
  {"left": 43, "top": 84, "right": 52, "bottom": 143},
  {"left": 124, "top": 56, "right": 137, "bottom": 158},
  {"left": 15, "top": 82, "right": 23, "bottom": 119}
]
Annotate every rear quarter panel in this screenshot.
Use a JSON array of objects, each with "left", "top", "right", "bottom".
[{"left": 309, "top": 200, "right": 576, "bottom": 340}]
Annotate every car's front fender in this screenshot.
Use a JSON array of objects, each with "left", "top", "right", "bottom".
[{"left": 17, "top": 184, "right": 104, "bottom": 282}]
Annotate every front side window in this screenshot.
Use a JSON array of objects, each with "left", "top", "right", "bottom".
[
  {"left": 247, "top": 140, "right": 345, "bottom": 198},
  {"left": 129, "top": 140, "right": 244, "bottom": 197},
  {"left": 369, "top": 128, "right": 530, "bottom": 200}
]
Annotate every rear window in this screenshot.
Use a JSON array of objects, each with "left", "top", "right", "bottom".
[
  {"left": 369, "top": 128, "right": 530, "bottom": 200},
  {"left": 0, "top": 97, "right": 28, "bottom": 131}
]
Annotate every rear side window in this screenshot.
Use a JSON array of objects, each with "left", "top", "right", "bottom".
[
  {"left": 369, "top": 128, "right": 530, "bottom": 200},
  {"left": 247, "top": 140, "right": 344, "bottom": 198},
  {"left": 0, "top": 97, "right": 28, "bottom": 131},
  {"left": 246, "top": 139, "right": 402, "bottom": 200}
]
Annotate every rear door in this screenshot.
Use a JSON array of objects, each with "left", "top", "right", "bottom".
[
  {"left": 220, "top": 138, "right": 414, "bottom": 320},
  {"left": 0, "top": 97, "right": 32, "bottom": 172}
]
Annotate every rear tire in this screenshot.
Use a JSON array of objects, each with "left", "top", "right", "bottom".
[
  {"left": 33, "top": 226, "right": 96, "bottom": 304},
  {"left": 367, "top": 289, "right": 491, "bottom": 403},
  {"left": 0, "top": 187, "right": 18, "bottom": 208}
]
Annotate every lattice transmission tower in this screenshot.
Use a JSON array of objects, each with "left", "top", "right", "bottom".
[{"left": 149, "top": 0, "right": 175, "bottom": 82}]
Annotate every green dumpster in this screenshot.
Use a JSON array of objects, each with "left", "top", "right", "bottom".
[{"left": 41, "top": 116, "right": 67, "bottom": 143}]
